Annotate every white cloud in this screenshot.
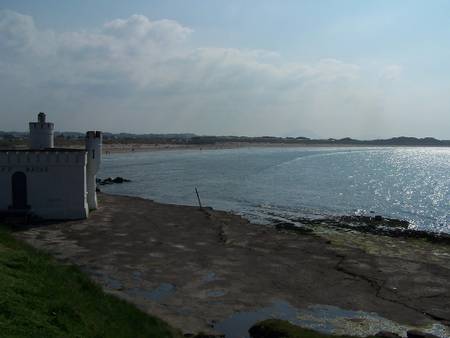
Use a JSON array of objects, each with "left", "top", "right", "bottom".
[
  {"left": 103, "top": 14, "right": 192, "bottom": 44},
  {"left": 0, "top": 10, "right": 35, "bottom": 50},
  {"left": 1, "top": 10, "right": 443, "bottom": 138},
  {"left": 380, "top": 64, "right": 403, "bottom": 81}
]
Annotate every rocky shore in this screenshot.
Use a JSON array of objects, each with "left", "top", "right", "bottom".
[
  {"left": 13, "top": 194, "right": 450, "bottom": 337},
  {"left": 271, "top": 214, "right": 450, "bottom": 245},
  {"left": 248, "top": 319, "right": 443, "bottom": 338}
]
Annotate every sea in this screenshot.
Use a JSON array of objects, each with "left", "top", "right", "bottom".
[{"left": 99, "top": 147, "right": 450, "bottom": 234}]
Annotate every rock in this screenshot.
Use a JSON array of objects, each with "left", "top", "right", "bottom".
[
  {"left": 274, "top": 222, "right": 313, "bottom": 235},
  {"left": 100, "top": 177, "right": 113, "bottom": 185},
  {"left": 191, "top": 334, "right": 225, "bottom": 338},
  {"left": 98, "top": 177, "right": 131, "bottom": 185},
  {"left": 407, "top": 330, "right": 440, "bottom": 338},
  {"left": 375, "top": 331, "right": 402, "bottom": 338},
  {"left": 112, "top": 176, "right": 131, "bottom": 183},
  {"left": 249, "top": 319, "right": 327, "bottom": 338},
  {"left": 112, "top": 177, "right": 124, "bottom": 183}
]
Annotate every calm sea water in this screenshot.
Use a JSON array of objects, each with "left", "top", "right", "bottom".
[{"left": 99, "top": 147, "right": 450, "bottom": 234}]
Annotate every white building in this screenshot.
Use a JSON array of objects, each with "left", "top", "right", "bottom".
[{"left": 0, "top": 113, "right": 102, "bottom": 219}]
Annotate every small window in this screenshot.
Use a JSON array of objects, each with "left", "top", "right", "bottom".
[{"left": 92, "top": 150, "right": 95, "bottom": 159}]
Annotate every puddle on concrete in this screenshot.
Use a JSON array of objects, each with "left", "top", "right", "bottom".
[
  {"left": 214, "top": 300, "right": 449, "bottom": 338},
  {"left": 127, "top": 283, "right": 175, "bottom": 302},
  {"left": 206, "top": 289, "right": 227, "bottom": 297},
  {"left": 103, "top": 276, "right": 123, "bottom": 290},
  {"left": 215, "top": 300, "right": 300, "bottom": 338},
  {"left": 202, "top": 271, "right": 217, "bottom": 283},
  {"left": 83, "top": 268, "right": 124, "bottom": 290},
  {"left": 132, "top": 271, "right": 142, "bottom": 280}
]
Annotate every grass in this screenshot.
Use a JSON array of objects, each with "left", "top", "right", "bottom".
[
  {"left": 0, "top": 225, "right": 183, "bottom": 338},
  {"left": 249, "top": 319, "right": 378, "bottom": 338}
]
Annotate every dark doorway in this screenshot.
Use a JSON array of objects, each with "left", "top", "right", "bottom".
[{"left": 11, "top": 171, "right": 28, "bottom": 210}]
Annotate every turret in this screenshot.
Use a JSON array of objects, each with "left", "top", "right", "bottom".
[
  {"left": 29, "top": 112, "right": 54, "bottom": 149},
  {"left": 85, "top": 131, "right": 102, "bottom": 210}
]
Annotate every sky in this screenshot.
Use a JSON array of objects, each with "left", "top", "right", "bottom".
[{"left": 1, "top": 0, "right": 450, "bottom": 139}]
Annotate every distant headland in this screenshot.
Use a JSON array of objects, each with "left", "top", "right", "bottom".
[{"left": 1, "top": 131, "right": 450, "bottom": 151}]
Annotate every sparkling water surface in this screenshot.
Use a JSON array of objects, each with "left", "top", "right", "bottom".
[{"left": 99, "top": 147, "right": 450, "bottom": 234}]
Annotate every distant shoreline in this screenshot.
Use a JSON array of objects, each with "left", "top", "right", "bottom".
[
  {"left": 2, "top": 134, "right": 450, "bottom": 153},
  {"left": 2, "top": 142, "right": 449, "bottom": 154},
  {"left": 102, "top": 142, "right": 370, "bottom": 153},
  {"left": 101, "top": 142, "right": 450, "bottom": 154}
]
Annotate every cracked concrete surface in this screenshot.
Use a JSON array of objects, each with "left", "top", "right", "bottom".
[{"left": 14, "top": 193, "right": 450, "bottom": 335}]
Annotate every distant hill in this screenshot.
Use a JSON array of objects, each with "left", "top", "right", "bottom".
[
  {"left": 1, "top": 131, "right": 449, "bottom": 147},
  {"left": 187, "top": 135, "right": 450, "bottom": 147}
]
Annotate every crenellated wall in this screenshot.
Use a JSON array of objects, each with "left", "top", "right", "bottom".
[
  {"left": 29, "top": 124, "right": 54, "bottom": 149},
  {"left": 0, "top": 150, "right": 89, "bottom": 219},
  {"left": 29, "top": 112, "right": 54, "bottom": 149},
  {"left": 0, "top": 151, "right": 86, "bottom": 167},
  {"left": 0, "top": 113, "right": 103, "bottom": 220},
  {"left": 29, "top": 122, "right": 54, "bottom": 129}
]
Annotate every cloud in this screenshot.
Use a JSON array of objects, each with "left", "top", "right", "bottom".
[
  {"left": 0, "top": 10, "right": 36, "bottom": 51},
  {"left": 2, "top": 10, "right": 438, "bottom": 138},
  {"left": 103, "top": 14, "right": 192, "bottom": 44},
  {"left": 380, "top": 64, "right": 403, "bottom": 81}
]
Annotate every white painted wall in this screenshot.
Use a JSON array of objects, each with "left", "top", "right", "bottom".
[
  {"left": 0, "top": 114, "right": 103, "bottom": 220},
  {"left": 29, "top": 113, "right": 54, "bottom": 149},
  {"left": 85, "top": 131, "right": 102, "bottom": 210},
  {"left": 29, "top": 124, "right": 54, "bottom": 149},
  {"left": 0, "top": 151, "right": 89, "bottom": 219}
]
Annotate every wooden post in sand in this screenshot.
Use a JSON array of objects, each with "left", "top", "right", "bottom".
[{"left": 195, "top": 187, "right": 202, "bottom": 209}]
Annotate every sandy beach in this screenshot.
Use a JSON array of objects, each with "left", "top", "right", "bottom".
[
  {"left": 100, "top": 142, "right": 365, "bottom": 154},
  {"left": 13, "top": 193, "right": 450, "bottom": 337},
  {"left": 1, "top": 141, "right": 443, "bottom": 155}
]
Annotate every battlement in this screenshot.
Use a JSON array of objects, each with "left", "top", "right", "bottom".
[
  {"left": 29, "top": 113, "right": 55, "bottom": 149},
  {"left": 0, "top": 112, "right": 98, "bottom": 220},
  {"left": 0, "top": 150, "right": 87, "bottom": 166},
  {"left": 29, "top": 122, "right": 54, "bottom": 129},
  {"left": 86, "top": 131, "right": 102, "bottom": 139}
]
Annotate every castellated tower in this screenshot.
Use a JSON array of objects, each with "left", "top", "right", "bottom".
[
  {"left": 1, "top": 113, "right": 103, "bottom": 220},
  {"left": 85, "top": 131, "right": 102, "bottom": 210},
  {"left": 29, "top": 112, "right": 54, "bottom": 149}
]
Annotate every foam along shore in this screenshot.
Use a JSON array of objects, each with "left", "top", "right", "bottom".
[{"left": 14, "top": 193, "right": 450, "bottom": 337}]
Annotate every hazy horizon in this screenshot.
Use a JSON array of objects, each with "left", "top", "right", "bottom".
[
  {"left": 2, "top": 128, "right": 450, "bottom": 142},
  {"left": 1, "top": 1, "right": 450, "bottom": 139}
]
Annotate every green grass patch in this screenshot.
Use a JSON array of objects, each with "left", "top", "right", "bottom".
[
  {"left": 249, "top": 319, "right": 378, "bottom": 338},
  {"left": 0, "top": 225, "right": 183, "bottom": 338}
]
